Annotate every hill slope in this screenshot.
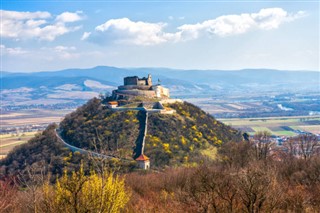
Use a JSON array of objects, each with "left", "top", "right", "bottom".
[
  {"left": 0, "top": 124, "right": 83, "bottom": 177},
  {"left": 59, "top": 98, "right": 242, "bottom": 167},
  {"left": 1, "top": 98, "right": 242, "bottom": 175}
]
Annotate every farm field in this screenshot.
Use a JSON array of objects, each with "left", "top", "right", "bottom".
[
  {"left": 218, "top": 116, "right": 320, "bottom": 136},
  {"left": 0, "top": 132, "right": 38, "bottom": 159},
  {"left": 1, "top": 109, "right": 73, "bottom": 128},
  {"left": 0, "top": 109, "right": 73, "bottom": 158}
]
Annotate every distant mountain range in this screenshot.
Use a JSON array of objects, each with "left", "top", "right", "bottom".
[{"left": 1, "top": 66, "right": 319, "bottom": 107}]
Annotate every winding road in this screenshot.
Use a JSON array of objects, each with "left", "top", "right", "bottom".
[
  {"left": 55, "top": 106, "right": 150, "bottom": 160},
  {"left": 55, "top": 129, "right": 122, "bottom": 160}
]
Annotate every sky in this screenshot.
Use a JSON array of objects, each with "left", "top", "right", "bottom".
[{"left": 1, "top": 0, "right": 319, "bottom": 72}]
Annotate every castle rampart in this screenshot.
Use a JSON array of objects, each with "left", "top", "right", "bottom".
[
  {"left": 124, "top": 74, "right": 152, "bottom": 86},
  {"left": 112, "top": 74, "right": 169, "bottom": 100}
]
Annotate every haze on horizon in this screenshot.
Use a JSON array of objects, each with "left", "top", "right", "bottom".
[{"left": 1, "top": 1, "right": 319, "bottom": 72}]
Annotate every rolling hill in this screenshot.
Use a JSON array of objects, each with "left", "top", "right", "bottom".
[
  {"left": 0, "top": 97, "right": 243, "bottom": 175},
  {"left": 1, "top": 66, "right": 318, "bottom": 109}
]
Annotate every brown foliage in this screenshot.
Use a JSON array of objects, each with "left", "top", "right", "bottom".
[{"left": 0, "top": 176, "right": 18, "bottom": 213}]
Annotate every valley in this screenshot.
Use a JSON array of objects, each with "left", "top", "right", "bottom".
[{"left": 1, "top": 67, "right": 319, "bottom": 159}]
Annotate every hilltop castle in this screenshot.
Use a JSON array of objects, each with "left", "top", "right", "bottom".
[{"left": 112, "top": 74, "right": 170, "bottom": 100}]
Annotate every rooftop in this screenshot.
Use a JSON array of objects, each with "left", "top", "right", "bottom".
[{"left": 135, "top": 154, "right": 150, "bottom": 161}]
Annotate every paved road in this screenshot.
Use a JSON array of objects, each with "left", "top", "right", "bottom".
[
  {"left": 55, "top": 105, "right": 151, "bottom": 161},
  {"left": 55, "top": 129, "right": 122, "bottom": 160}
]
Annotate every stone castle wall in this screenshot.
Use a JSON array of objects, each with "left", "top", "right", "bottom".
[
  {"left": 115, "top": 90, "right": 156, "bottom": 97},
  {"left": 124, "top": 75, "right": 152, "bottom": 86},
  {"left": 113, "top": 75, "right": 168, "bottom": 99},
  {"left": 124, "top": 77, "right": 139, "bottom": 86},
  {"left": 118, "top": 85, "right": 152, "bottom": 91},
  {"left": 153, "top": 86, "right": 170, "bottom": 98}
]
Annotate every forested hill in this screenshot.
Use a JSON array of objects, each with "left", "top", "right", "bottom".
[
  {"left": 59, "top": 98, "right": 242, "bottom": 167},
  {"left": 1, "top": 98, "right": 242, "bottom": 176}
]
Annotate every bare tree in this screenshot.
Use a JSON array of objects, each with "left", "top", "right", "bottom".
[
  {"left": 253, "top": 131, "right": 274, "bottom": 160},
  {"left": 87, "top": 131, "right": 124, "bottom": 213},
  {"left": 214, "top": 171, "right": 239, "bottom": 213},
  {"left": 288, "top": 134, "right": 320, "bottom": 160},
  {"left": 0, "top": 176, "right": 18, "bottom": 212},
  {"left": 237, "top": 166, "right": 270, "bottom": 213},
  {"left": 17, "top": 161, "right": 48, "bottom": 213}
]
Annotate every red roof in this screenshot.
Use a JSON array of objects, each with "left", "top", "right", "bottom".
[
  {"left": 108, "top": 101, "right": 118, "bottom": 105},
  {"left": 135, "top": 154, "right": 150, "bottom": 161}
]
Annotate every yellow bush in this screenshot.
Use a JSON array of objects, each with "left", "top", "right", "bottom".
[
  {"left": 53, "top": 165, "right": 131, "bottom": 213},
  {"left": 163, "top": 143, "right": 171, "bottom": 153},
  {"left": 181, "top": 136, "right": 187, "bottom": 145}
]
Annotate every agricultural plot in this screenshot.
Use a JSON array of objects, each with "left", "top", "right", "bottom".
[
  {"left": 291, "top": 125, "right": 320, "bottom": 134},
  {"left": 0, "top": 109, "right": 73, "bottom": 158},
  {"left": 0, "top": 132, "right": 38, "bottom": 158},
  {"left": 219, "top": 116, "right": 320, "bottom": 136},
  {"left": 1, "top": 109, "right": 73, "bottom": 128}
]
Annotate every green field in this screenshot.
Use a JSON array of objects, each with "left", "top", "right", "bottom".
[{"left": 219, "top": 116, "right": 320, "bottom": 136}]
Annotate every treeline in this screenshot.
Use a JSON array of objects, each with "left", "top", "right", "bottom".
[
  {"left": 1, "top": 134, "right": 320, "bottom": 212},
  {"left": 127, "top": 134, "right": 320, "bottom": 212}
]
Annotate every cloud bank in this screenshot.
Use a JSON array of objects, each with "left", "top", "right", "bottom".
[
  {"left": 84, "top": 18, "right": 180, "bottom": 45},
  {"left": 1, "top": 10, "right": 84, "bottom": 41},
  {"left": 84, "top": 8, "right": 305, "bottom": 45}
]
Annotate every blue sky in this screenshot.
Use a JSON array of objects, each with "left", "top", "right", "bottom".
[{"left": 1, "top": 1, "right": 319, "bottom": 72}]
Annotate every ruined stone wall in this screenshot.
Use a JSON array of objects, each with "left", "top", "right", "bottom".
[
  {"left": 115, "top": 90, "right": 156, "bottom": 97},
  {"left": 124, "top": 76, "right": 150, "bottom": 86},
  {"left": 118, "top": 85, "right": 152, "bottom": 90},
  {"left": 124, "top": 77, "right": 139, "bottom": 85},
  {"left": 137, "top": 79, "right": 147, "bottom": 86}
]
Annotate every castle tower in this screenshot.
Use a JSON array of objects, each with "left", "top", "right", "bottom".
[
  {"left": 135, "top": 154, "right": 150, "bottom": 170},
  {"left": 147, "top": 74, "right": 152, "bottom": 86}
]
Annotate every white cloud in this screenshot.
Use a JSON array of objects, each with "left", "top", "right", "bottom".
[
  {"left": 178, "top": 8, "right": 306, "bottom": 38},
  {"left": 81, "top": 32, "right": 91, "bottom": 40},
  {"left": 0, "top": 10, "right": 84, "bottom": 41},
  {"left": 0, "top": 44, "right": 28, "bottom": 55},
  {"left": 84, "top": 8, "right": 305, "bottom": 46},
  {"left": 86, "top": 18, "right": 180, "bottom": 45},
  {"left": 1, "top": 10, "right": 51, "bottom": 20},
  {"left": 54, "top": 45, "right": 77, "bottom": 52},
  {"left": 55, "top": 11, "right": 83, "bottom": 23}
]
